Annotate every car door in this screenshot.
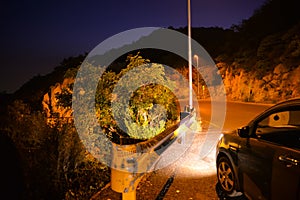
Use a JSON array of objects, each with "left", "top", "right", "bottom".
[
  {"left": 271, "top": 146, "right": 300, "bottom": 200},
  {"left": 254, "top": 108, "right": 300, "bottom": 199},
  {"left": 238, "top": 136, "right": 275, "bottom": 200}
]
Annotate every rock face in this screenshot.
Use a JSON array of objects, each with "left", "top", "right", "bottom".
[
  {"left": 42, "top": 78, "right": 73, "bottom": 125},
  {"left": 218, "top": 63, "right": 300, "bottom": 103}
]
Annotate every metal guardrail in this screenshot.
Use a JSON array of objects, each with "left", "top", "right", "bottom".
[
  {"left": 110, "top": 108, "right": 198, "bottom": 200},
  {"left": 112, "top": 109, "right": 196, "bottom": 162}
]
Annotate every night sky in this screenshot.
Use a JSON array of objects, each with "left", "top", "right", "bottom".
[{"left": 1, "top": 0, "right": 266, "bottom": 93}]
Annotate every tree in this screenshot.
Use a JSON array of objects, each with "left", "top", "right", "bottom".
[
  {"left": 111, "top": 53, "right": 179, "bottom": 140},
  {"left": 57, "top": 52, "right": 179, "bottom": 141}
]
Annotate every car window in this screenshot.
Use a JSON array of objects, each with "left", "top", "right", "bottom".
[
  {"left": 256, "top": 109, "right": 300, "bottom": 149},
  {"left": 258, "top": 110, "right": 300, "bottom": 128}
]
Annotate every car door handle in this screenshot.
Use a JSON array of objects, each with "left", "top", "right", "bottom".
[
  {"left": 229, "top": 145, "right": 238, "bottom": 152},
  {"left": 278, "top": 155, "right": 299, "bottom": 167}
]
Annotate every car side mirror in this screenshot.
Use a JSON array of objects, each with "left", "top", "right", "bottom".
[{"left": 238, "top": 126, "right": 250, "bottom": 138}]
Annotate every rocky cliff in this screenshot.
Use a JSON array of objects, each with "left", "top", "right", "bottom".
[
  {"left": 219, "top": 62, "right": 300, "bottom": 103},
  {"left": 42, "top": 78, "right": 73, "bottom": 125}
]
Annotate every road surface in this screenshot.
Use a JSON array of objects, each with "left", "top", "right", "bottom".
[
  {"left": 197, "top": 100, "right": 272, "bottom": 131},
  {"left": 93, "top": 100, "right": 272, "bottom": 200}
]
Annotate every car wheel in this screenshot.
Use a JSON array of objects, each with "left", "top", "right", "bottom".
[{"left": 217, "top": 156, "right": 236, "bottom": 195}]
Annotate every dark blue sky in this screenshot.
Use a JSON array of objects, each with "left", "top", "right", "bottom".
[{"left": 1, "top": 0, "right": 266, "bottom": 93}]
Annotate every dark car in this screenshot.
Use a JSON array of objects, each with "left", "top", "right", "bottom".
[{"left": 215, "top": 98, "right": 300, "bottom": 200}]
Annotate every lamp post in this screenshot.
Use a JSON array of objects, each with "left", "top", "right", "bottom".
[
  {"left": 188, "top": 0, "right": 193, "bottom": 109},
  {"left": 193, "top": 54, "right": 199, "bottom": 97}
]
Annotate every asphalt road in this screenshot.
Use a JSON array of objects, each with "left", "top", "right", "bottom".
[
  {"left": 196, "top": 100, "right": 272, "bottom": 131},
  {"left": 94, "top": 100, "right": 273, "bottom": 200}
]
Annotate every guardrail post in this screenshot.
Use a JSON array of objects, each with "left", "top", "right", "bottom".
[
  {"left": 110, "top": 143, "right": 145, "bottom": 200},
  {"left": 111, "top": 168, "right": 144, "bottom": 200}
]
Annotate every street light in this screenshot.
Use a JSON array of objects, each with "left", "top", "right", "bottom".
[
  {"left": 193, "top": 54, "right": 199, "bottom": 97},
  {"left": 188, "top": 0, "right": 193, "bottom": 109}
]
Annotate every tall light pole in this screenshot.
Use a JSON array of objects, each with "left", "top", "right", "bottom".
[
  {"left": 194, "top": 54, "right": 199, "bottom": 96},
  {"left": 188, "top": 0, "right": 193, "bottom": 109}
]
